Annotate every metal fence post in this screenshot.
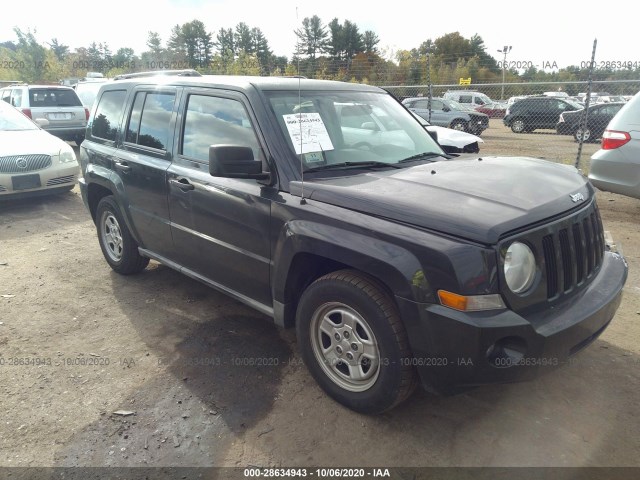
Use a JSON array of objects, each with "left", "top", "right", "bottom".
[{"left": 575, "top": 39, "right": 598, "bottom": 170}]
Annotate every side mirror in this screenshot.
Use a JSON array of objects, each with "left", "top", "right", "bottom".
[
  {"left": 426, "top": 128, "right": 438, "bottom": 144},
  {"left": 208, "top": 145, "right": 269, "bottom": 180},
  {"left": 34, "top": 118, "right": 50, "bottom": 127}
]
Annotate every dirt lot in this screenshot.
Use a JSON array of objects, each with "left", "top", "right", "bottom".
[{"left": 0, "top": 122, "right": 639, "bottom": 472}]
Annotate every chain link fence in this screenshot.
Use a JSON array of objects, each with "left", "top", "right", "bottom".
[{"left": 383, "top": 80, "right": 640, "bottom": 170}]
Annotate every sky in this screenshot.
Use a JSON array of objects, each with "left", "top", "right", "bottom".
[{"left": 0, "top": 0, "right": 629, "bottom": 71}]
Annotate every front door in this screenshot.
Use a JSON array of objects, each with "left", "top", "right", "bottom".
[{"left": 167, "top": 89, "right": 272, "bottom": 308}]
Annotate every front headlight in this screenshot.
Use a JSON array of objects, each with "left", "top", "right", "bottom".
[
  {"left": 504, "top": 242, "right": 536, "bottom": 293},
  {"left": 58, "top": 144, "right": 77, "bottom": 164}
]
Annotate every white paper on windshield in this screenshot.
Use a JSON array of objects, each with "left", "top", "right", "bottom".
[{"left": 283, "top": 113, "right": 334, "bottom": 155}]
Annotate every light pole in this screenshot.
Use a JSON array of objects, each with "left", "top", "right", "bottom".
[{"left": 497, "top": 45, "right": 512, "bottom": 100}]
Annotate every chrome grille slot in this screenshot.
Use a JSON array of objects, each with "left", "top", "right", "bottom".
[{"left": 0, "top": 155, "right": 52, "bottom": 173}]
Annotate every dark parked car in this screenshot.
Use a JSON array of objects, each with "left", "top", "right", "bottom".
[
  {"left": 503, "top": 96, "right": 582, "bottom": 133},
  {"left": 556, "top": 102, "right": 625, "bottom": 142},
  {"left": 402, "top": 97, "right": 489, "bottom": 135},
  {"left": 79, "top": 73, "right": 627, "bottom": 414}
]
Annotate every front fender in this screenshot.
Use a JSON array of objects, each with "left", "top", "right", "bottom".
[{"left": 271, "top": 219, "right": 431, "bottom": 315}]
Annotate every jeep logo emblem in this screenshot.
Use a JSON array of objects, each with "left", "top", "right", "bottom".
[
  {"left": 570, "top": 193, "right": 585, "bottom": 203},
  {"left": 16, "top": 157, "right": 28, "bottom": 169}
]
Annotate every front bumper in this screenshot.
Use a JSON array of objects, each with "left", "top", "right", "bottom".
[
  {"left": 0, "top": 164, "right": 79, "bottom": 196},
  {"left": 396, "top": 250, "right": 627, "bottom": 394}
]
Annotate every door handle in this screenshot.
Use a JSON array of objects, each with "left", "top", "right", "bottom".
[
  {"left": 114, "top": 161, "right": 131, "bottom": 172},
  {"left": 169, "top": 178, "right": 195, "bottom": 191}
]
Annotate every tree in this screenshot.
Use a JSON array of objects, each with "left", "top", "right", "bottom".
[
  {"left": 12, "top": 28, "right": 55, "bottom": 82},
  {"left": 363, "top": 31, "right": 379, "bottom": 54},
  {"left": 182, "top": 20, "right": 213, "bottom": 68},
  {"left": 167, "top": 24, "right": 186, "bottom": 59},
  {"left": 234, "top": 22, "right": 254, "bottom": 53},
  {"left": 146, "top": 31, "right": 163, "bottom": 56},
  {"left": 48, "top": 38, "right": 69, "bottom": 61},
  {"left": 294, "top": 15, "right": 329, "bottom": 60},
  {"left": 251, "top": 27, "right": 272, "bottom": 74},
  {"left": 215, "top": 27, "right": 235, "bottom": 68}
]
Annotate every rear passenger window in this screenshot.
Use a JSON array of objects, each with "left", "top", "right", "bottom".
[
  {"left": 181, "top": 95, "right": 262, "bottom": 163},
  {"left": 92, "top": 90, "right": 127, "bottom": 141},
  {"left": 125, "top": 92, "right": 175, "bottom": 150},
  {"left": 459, "top": 95, "right": 472, "bottom": 104}
]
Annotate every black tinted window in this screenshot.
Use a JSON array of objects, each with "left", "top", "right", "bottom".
[
  {"left": 92, "top": 90, "right": 126, "bottom": 141},
  {"left": 459, "top": 95, "right": 472, "bottom": 103},
  {"left": 136, "top": 92, "right": 174, "bottom": 150},
  {"left": 29, "top": 88, "right": 82, "bottom": 107},
  {"left": 181, "top": 95, "right": 262, "bottom": 162},
  {"left": 125, "top": 93, "right": 145, "bottom": 144}
]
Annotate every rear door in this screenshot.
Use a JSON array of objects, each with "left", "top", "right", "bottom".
[
  {"left": 410, "top": 99, "right": 449, "bottom": 127},
  {"left": 590, "top": 104, "right": 624, "bottom": 136},
  {"left": 115, "top": 86, "right": 179, "bottom": 257},
  {"left": 167, "top": 88, "right": 273, "bottom": 308}
]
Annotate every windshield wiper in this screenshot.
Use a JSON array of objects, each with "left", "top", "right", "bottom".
[
  {"left": 304, "top": 161, "right": 403, "bottom": 173},
  {"left": 398, "top": 152, "right": 448, "bottom": 163}
]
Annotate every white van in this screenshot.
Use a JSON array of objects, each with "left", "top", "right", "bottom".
[{"left": 443, "top": 90, "right": 493, "bottom": 107}]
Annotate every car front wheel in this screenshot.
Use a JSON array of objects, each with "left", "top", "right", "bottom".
[
  {"left": 296, "top": 270, "right": 416, "bottom": 414},
  {"left": 96, "top": 195, "right": 149, "bottom": 275}
]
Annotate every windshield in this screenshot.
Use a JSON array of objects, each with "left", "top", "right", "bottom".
[
  {"left": 265, "top": 90, "right": 444, "bottom": 171},
  {"left": 0, "top": 101, "right": 38, "bottom": 131}
]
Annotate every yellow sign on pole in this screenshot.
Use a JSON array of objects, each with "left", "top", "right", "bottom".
[{"left": 459, "top": 77, "right": 471, "bottom": 85}]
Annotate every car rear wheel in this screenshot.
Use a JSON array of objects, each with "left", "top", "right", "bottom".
[
  {"left": 296, "top": 270, "right": 416, "bottom": 414},
  {"left": 574, "top": 127, "right": 592, "bottom": 142},
  {"left": 511, "top": 118, "right": 526, "bottom": 133},
  {"left": 96, "top": 196, "right": 149, "bottom": 275}
]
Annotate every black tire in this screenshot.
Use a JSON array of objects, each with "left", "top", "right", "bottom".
[
  {"left": 574, "top": 127, "right": 592, "bottom": 143},
  {"left": 450, "top": 119, "right": 467, "bottom": 131},
  {"left": 74, "top": 135, "right": 84, "bottom": 146},
  {"left": 511, "top": 118, "right": 526, "bottom": 133},
  {"left": 96, "top": 195, "right": 149, "bottom": 275},
  {"left": 296, "top": 270, "right": 417, "bottom": 414}
]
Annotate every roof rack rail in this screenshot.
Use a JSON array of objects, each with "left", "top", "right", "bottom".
[{"left": 113, "top": 69, "right": 202, "bottom": 81}]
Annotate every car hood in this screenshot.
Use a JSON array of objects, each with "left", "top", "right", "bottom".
[
  {"left": 426, "top": 125, "right": 483, "bottom": 148},
  {"left": 295, "top": 156, "right": 592, "bottom": 244},
  {"left": 0, "top": 129, "right": 67, "bottom": 156}
]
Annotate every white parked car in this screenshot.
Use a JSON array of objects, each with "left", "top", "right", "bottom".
[
  {"left": 0, "top": 101, "right": 79, "bottom": 197},
  {"left": 411, "top": 112, "right": 483, "bottom": 153}
]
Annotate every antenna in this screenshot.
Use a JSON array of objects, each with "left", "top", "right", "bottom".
[{"left": 296, "top": 6, "right": 306, "bottom": 205}]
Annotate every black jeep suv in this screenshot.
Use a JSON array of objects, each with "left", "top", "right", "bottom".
[
  {"left": 79, "top": 74, "right": 627, "bottom": 414},
  {"left": 504, "top": 96, "right": 582, "bottom": 133}
]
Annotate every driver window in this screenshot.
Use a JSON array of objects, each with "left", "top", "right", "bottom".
[{"left": 181, "top": 94, "right": 263, "bottom": 163}]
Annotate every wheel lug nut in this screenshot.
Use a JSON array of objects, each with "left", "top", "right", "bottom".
[
  {"left": 346, "top": 352, "right": 354, "bottom": 360},
  {"left": 334, "top": 333, "right": 341, "bottom": 341},
  {"left": 336, "top": 346, "right": 343, "bottom": 355},
  {"left": 344, "top": 331, "right": 350, "bottom": 339},
  {"left": 351, "top": 343, "right": 358, "bottom": 351}
]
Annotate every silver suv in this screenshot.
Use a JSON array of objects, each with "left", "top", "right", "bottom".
[
  {"left": 589, "top": 91, "right": 640, "bottom": 199},
  {"left": 0, "top": 84, "right": 88, "bottom": 144}
]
